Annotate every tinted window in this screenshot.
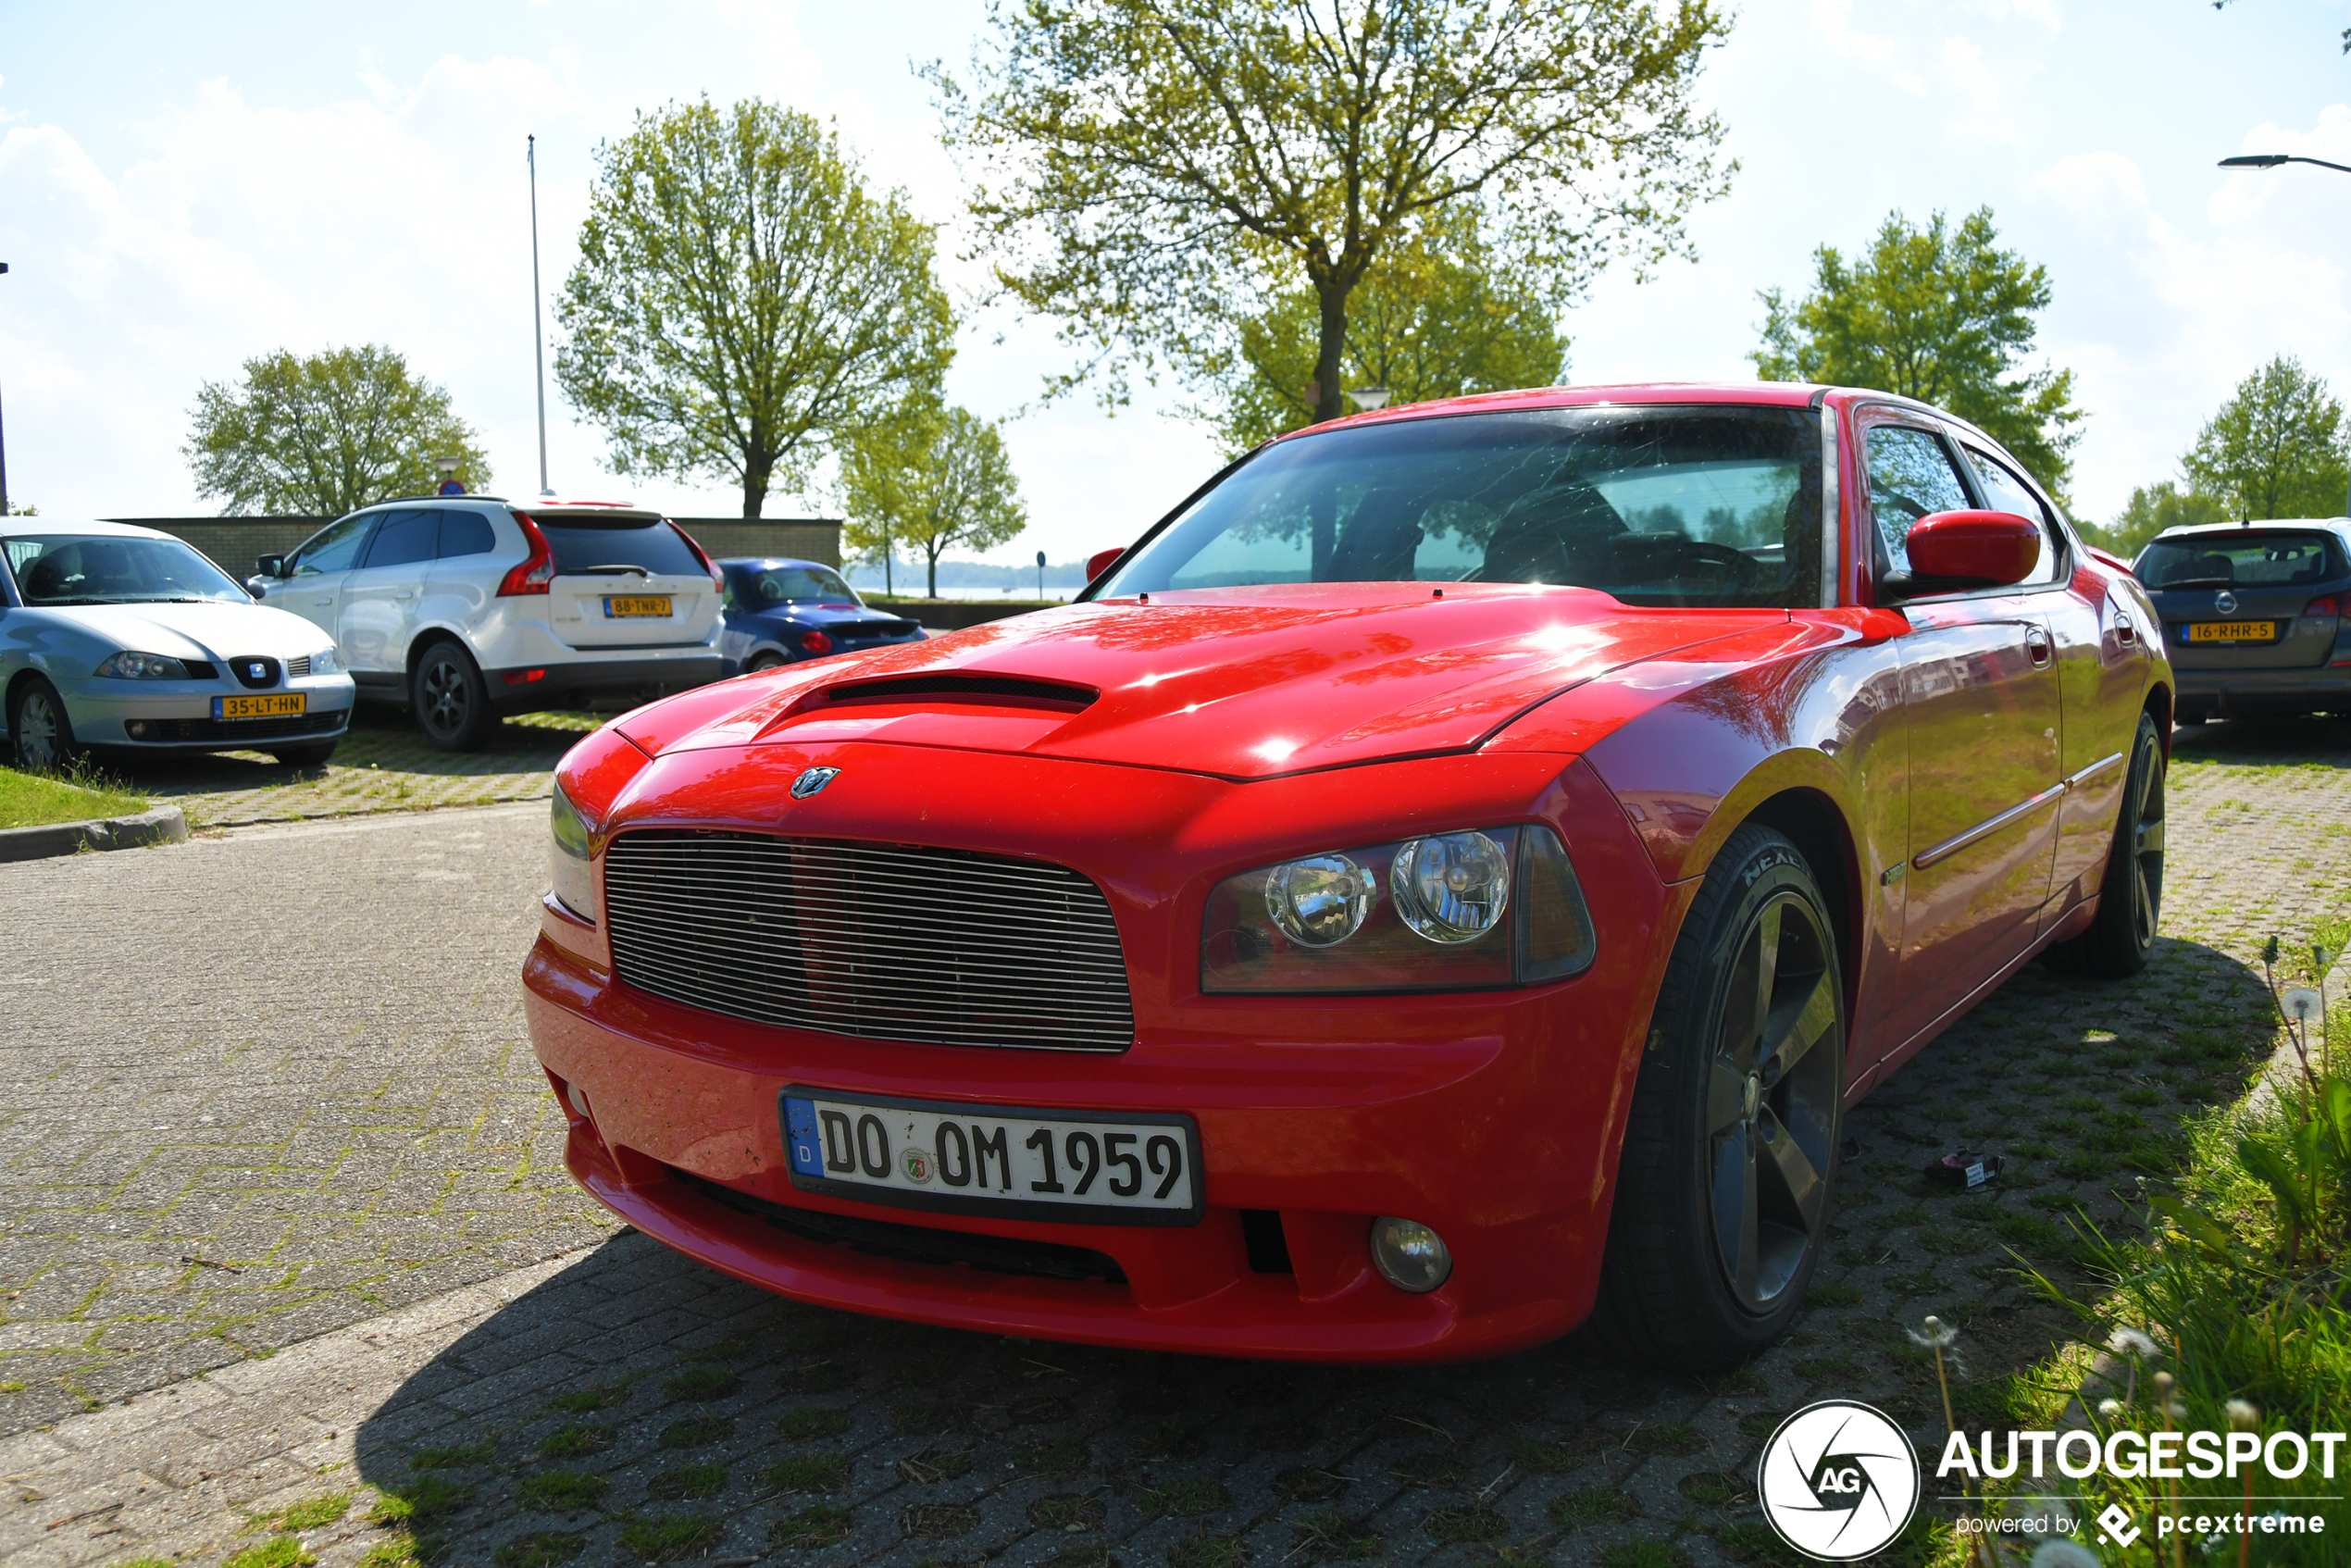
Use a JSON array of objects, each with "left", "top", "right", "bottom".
[
  {"left": 439, "top": 511, "right": 498, "bottom": 559},
  {"left": 749, "top": 566, "right": 857, "bottom": 604},
  {"left": 1100, "top": 405, "right": 1823, "bottom": 609},
  {"left": 1864, "top": 426, "right": 1972, "bottom": 573},
  {"left": 292, "top": 512, "right": 376, "bottom": 576},
  {"left": 1962, "top": 446, "right": 2062, "bottom": 585},
  {"left": 5, "top": 533, "right": 250, "bottom": 604},
  {"left": 536, "top": 516, "right": 704, "bottom": 577},
  {"left": 2136, "top": 531, "right": 2344, "bottom": 589},
  {"left": 359, "top": 509, "right": 439, "bottom": 569}
]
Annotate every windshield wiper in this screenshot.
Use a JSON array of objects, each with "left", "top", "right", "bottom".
[
  {"left": 2151, "top": 576, "right": 2233, "bottom": 589},
  {"left": 581, "top": 564, "right": 652, "bottom": 577}
]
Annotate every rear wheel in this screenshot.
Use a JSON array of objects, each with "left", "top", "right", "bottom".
[
  {"left": 411, "top": 641, "right": 497, "bottom": 752},
  {"left": 9, "top": 678, "right": 79, "bottom": 774},
  {"left": 1591, "top": 824, "right": 1846, "bottom": 1370},
  {"left": 746, "top": 652, "right": 787, "bottom": 674},
  {"left": 2046, "top": 711, "right": 2166, "bottom": 978}
]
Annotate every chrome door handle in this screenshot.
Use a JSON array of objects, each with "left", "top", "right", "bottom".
[
  {"left": 2114, "top": 614, "right": 2136, "bottom": 646},
  {"left": 310, "top": 597, "right": 333, "bottom": 606},
  {"left": 392, "top": 591, "right": 416, "bottom": 602},
  {"left": 2026, "top": 629, "right": 2052, "bottom": 667}
]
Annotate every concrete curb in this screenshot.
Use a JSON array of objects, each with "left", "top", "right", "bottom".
[{"left": 0, "top": 803, "right": 188, "bottom": 864}]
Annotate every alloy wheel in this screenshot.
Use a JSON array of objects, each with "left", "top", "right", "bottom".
[
  {"left": 1705, "top": 890, "right": 1841, "bottom": 1313},
  {"left": 16, "top": 690, "right": 61, "bottom": 772},
  {"left": 419, "top": 655, "right": 469, "bottom": 737},
  {"left": 2125, "top": 727, "right": 2166, "bottom": 949}
]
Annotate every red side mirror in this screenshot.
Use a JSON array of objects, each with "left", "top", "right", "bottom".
[
  {"left": 1906, "top": 510, "right": 2040, "bottom": 587},
  {"left": 1085, "top": 547, "right": 1126, "bottom": 583}
]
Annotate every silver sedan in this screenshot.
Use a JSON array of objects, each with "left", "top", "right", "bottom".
[{"left": 2, "top": 520, "right": 356, "bottom": 771}]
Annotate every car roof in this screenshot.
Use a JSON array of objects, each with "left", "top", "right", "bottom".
[
  {"left": 1275, "top": 381, "right": 1823, "bottom": 442},
  {"left": 718, "top": 556, "right": 837, "bottom": 572},
  {"left": 0, "top": 518, "right": 178, "bottom": 542},
  {"left": 2146, "top": 518, "right": 2351, "bottom": 544}
]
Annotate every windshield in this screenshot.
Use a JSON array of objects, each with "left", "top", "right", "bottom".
[
  {"left": 5, "top": 533, "right": 250, "bottom": 604},
  {"left": 534, "top": 516, "right": 706, "bottom": 578},
  {"left": 2135, "top": 530, "right": 2344, "bottom": 590},
  {"left": 743, "top": 566, "right": 858, "bottom": 605},
  {"left": 1098, "top": 404, "right": 1823, "bottom": 608}
]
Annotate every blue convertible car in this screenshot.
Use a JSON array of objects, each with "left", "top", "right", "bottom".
[{"left": 716, "top": 558, "right": 925, "bottom": 675}]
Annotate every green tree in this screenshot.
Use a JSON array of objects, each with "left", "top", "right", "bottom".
[
  {"left": 556, "top": 99, "right": 954, "bottom": 519},
  {"left": 840, "top": 397, "right": 1027, "bottom": 599},
  {"left": 1752, "top": 206, "right": 2084, "bottom": 494},
  {"left": 2084, "top": 480, "right": 2227, "bottom": 561},
  {"left": 186, "top": 345, "right": 488, "bottom": 516},
  {"left": 934, "top": 0, "right": 1730, "bottom": 427},
  {"left": 1205, "top": 207, "right": 1568, "bottom": 453},
  {"left": 2180, "top": 355, "right": 2349, "bottom": 521}
]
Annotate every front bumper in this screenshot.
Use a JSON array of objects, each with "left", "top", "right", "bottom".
[
  {"left": 2173, "top": 664, "right": 2351, "bottom": 718},
  {"left": 520, "top": 743, "right": 1675, "bottom": 1362},
  {"left": 58, "top": 673, "right": 355, "bottom": 750}
]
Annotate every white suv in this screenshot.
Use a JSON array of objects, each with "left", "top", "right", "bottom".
[{"left": 246, "top": 497, "right": 724, "bottom": 750}]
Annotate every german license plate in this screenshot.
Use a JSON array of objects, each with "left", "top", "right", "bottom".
[
  {"left": 214, "top": 693, "right": 305, "bottom": 719},
  {"left": 781, "top": 1089, "right": 1201, "bottom": 1226},
  {"left": 2187, "top": 620, "right": 2275, "bottom": 642},
  {"left": 605, "top": 594, "right": 672, "bottom": 617}
]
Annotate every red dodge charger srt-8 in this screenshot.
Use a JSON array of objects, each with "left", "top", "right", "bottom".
[{"left": 522, "top": 382, "right": 2171, "bottom": 1369}]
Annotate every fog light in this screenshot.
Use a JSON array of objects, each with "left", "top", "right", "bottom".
[
  {"left": 1369, "top": 1216, "right": 1451, "bottom": 1293},
  {"left": 566, "top": 1082, "right": 592, "bottom": 1120},
  {"left": 126, "top": 721, "right": 149, "bottom": 739}
]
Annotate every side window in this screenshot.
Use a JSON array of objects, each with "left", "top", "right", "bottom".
[
  {"left": 291, "top": 513, "right": 377, "bottom": 576},
  {"left": 1863, "top": 426, "right": 1972, "bottom": 573},
  {"left": 1962, "top": 446, "right": 2062, "bottom": 585},
  {"left": 437, "top": 511, "right": 497, "bottom": 559},
  {"left": 359, "top": 509, "right": 439, "bottom": 570}
]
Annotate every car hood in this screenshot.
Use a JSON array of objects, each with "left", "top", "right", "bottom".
[
  {"left": 623, "top": 583, "right": 1785, "bottom": 780},
  {"left": 24, "top": 599, "right": 332, "bottom": 661}
]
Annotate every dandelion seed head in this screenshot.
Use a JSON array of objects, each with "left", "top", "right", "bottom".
[
  {"left": 2107, "top": 1326, "right": 2159, "bottom": 1357},
  {"left": 2166, "top": 1400, "right": 2188, "bottom": 1421},
  {"left": 2097, "top": 1398, "right": 2123, "bottom": 1418},
  {"left": 1906, "top": 1314, "right": 1959, "bottom": 1349},
  {"left": 2228, "top": 1400, "right": 2260, "bottom": 1432},
  {"left": 2153, "top": 1371, "right": 2174, "bottom": 1394}
]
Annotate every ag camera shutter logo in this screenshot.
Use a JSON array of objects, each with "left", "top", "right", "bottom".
[{"left": 1756, "top": 1400, "right": 1921, "bottom": 1561}]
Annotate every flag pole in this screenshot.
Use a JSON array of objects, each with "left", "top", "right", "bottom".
[{"left": 529, "top": 135, "right": 554, "bottom": 497}]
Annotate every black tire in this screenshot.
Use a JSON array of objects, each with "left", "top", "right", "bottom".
[
  {"left": 746, "top": 652, "right": 787, "bottom": 674},
  {"left": 269, "top": 741, "right": 339, "bottom": 769},
  {"left": 9, "top": 677, "right": 80, "bottom": 774},
  {"left": 411, "top": 640, "right": 498, "bottom": 752},
  {"left": 2045, "top": 711, "right": 2166, "bottom": 979},
  {"left": 1590, "top": 823, "right": 1846, "bottom": 1371}
]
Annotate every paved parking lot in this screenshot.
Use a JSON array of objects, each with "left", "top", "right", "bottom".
[{"left": 0, "top": 720, "right": 2345, "bottom": 1567}]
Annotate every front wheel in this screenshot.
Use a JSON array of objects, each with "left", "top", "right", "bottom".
[
  {"left": 1591, "top": 823, "right": 1846, "bottom": 1370},
  {"left": 2046, "top": 710, "right": 2166, "bottom": 978},
  {"left": 9, "top": 678, "right": 80, "bottom": 774}
]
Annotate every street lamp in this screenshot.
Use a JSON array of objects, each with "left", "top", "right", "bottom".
[
  {"left": 2218, "top": 153, "right": 2351, "bottom": 175},
  {"left": 1345, "top": 385, "right": 1392, "bottom": 412},
  {"left": 2218, "top": 153, "right": 2351, "bottom": 515},
  {"left": 0, "top": 260, "right": 10, "bottom": 517}
]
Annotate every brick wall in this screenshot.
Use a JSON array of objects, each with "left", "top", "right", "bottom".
[{"left": 112, "top": 513, "right": 843, "bottom": 576}]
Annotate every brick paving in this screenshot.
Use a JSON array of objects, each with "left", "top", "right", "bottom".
[
  {"left": 116, "top": 708, "right": 594, "bottom": 830},
  {"left": 0, "top": 719, "right": 2344, "bottom": 1567}
]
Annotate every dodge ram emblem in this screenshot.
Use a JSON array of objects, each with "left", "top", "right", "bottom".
[{"left": 790, "top": 766, "right": 840, "bottom": 800}]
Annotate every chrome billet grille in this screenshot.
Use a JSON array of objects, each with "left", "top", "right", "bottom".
[
  {"left": 603, "top": 830, "right": 1136, "bottom": 1052},
  {"left": 286, "top": 654, "right": 311, "bottom": 678}
]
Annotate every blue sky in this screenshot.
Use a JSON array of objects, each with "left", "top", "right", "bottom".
[{"left": 3, "top": 1, "right": 2350, "bottom": 565}]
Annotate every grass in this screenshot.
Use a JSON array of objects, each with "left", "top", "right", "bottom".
[
  {"left": 662, "top": 1363, "right": 741, "bottom": 1400},
  {"left": 367, "top": 1475, "right": 471, "bottom": 1526},
  {"left": 772, "top": 1501, "right": 853, "bottom": 1549},
  {"left": 1140, "top": 1478, "right": 1230, "bottom": 1516},
  {"left": 494, "top": 1534, "right": 584, "bottom": 1568},
  {"left": 648, "top": 1461, "right": 728, "bottom": 1500},
  {"left": 0, "top": 763, "right": 145, "bottom": 829},
  {"left": 536, "top": 1424, "right": 616, "bottom": 1459},
  {"left": 765, "top": 1452, "right": 850, "bottom": 1493},
  {"left": 246, "top": 1491, "right": 351, "bottom": 1532},
  {"left": 776, "top": 1405, "right": 851, "bottom": 1440},
  {"left": 617, "top": 1515, "right": 720, "bottom": 1561},
  {"left": 1550, "top": 1487, "right": 1640, "bottom": 1527},
  {"left": 657, "top": 1415, "right": 733, "bottom": 1449},
  {"left": 517, "top": 1470, "right": 607, "bottom": 1512},
  {"left": 225, "top": 1537, "right": 315, "bottom": 1568}
]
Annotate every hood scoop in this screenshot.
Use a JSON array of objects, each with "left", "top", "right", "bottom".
[{"left": 817, "top": 673, "right": 1099, "bottom": 714}]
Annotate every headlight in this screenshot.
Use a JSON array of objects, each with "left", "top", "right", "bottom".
[
  {"left": 93, "top": 651, "right": 186, "bottom": 678},
  {"left": 1265, "top": 853, "right": 1373, "bottom": 946},
  {"left": 311, "top": 645, "right": 340, "bottom": 675},
  {"left": 1201, "top": 825, "right": 1595, "bottom": 993},
  {"left": 1391, "top": 831, "right": 1510, "bottom": 943},
  {"left": 550, "top": 783, "right": 598, "bottom": 922}
]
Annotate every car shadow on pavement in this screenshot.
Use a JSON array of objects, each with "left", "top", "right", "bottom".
[{"left": 347, "top": 930, "right": 2288, "bottom": 1568}]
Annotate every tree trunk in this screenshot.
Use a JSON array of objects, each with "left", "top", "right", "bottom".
[
  {"left": 740, "top": 446, "right": 772, "bottom": 520},
  {"left": 882, "top": 543, "right": 893, "bottom": 597},
  {"left": 1312, "top": 282, "right": 1350, "bottom": 425},
  {"left": 927, "top": 541, "right": 944, "bottom": 600}
]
